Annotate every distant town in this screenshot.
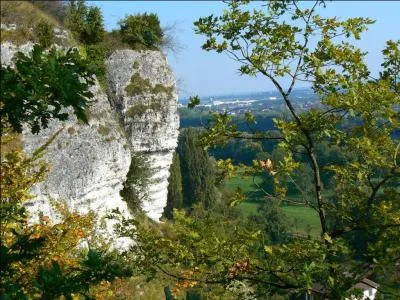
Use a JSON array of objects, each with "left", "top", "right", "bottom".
[{"left": 179, "top": 88, "right": 322, "bottom": 115}]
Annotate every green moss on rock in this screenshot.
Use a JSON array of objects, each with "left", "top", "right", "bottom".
[
  {"left": 126, "top": 99, "right": 162, "bottom": 118},
  {"left": 125, "top": 73, "right": 152, "bottom": 96},
  {"left": 132, "top": 61, "right": 140, "bottom": 69},
  {"left": 124, "top": 72, "right": 173, "bottom": 98}
]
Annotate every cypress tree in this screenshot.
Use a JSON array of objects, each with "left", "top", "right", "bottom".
[
  {"left": 164, "top": 152, "right": 183, "bottom": 219},
  {"left": 178, "top": 128, "right": 217, "bottom": 209}
]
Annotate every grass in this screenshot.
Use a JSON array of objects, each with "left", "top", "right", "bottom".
[
  {"left": 1, "top": 2, "right": 55, "bottom": 44},
  {"left": 0, "top": 1, "right": 75, "bottom": 46},
  {"left": 97, "top": 124, "right": 111, "bottom": 136},
  {"left": 1, "top": 1, "right": 59, "bottom": 27},
  {"left": 225, "top": 169, "right": 322, "bottom": 237}
]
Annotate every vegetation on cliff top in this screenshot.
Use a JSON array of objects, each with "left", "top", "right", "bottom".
[
  {"left": 1, "top": 0, "right": 172, "bottom": 93},
  {"left": 0, "top": 1, "right": 69, "bottom": 46}
]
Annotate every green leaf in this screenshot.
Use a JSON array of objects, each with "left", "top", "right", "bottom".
[{"left": 187, "top": 95, "right": 201, "bottom": 109}]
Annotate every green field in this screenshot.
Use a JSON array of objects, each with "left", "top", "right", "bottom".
[{"left": 225, "top": 171, "right": 322, "bottom": 237}]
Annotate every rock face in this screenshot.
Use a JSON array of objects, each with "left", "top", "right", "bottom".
[
  {"left": 106, "top": 50, "right": 179, "bottom": 220},
  {"left": 1, "top": 42, "right": 179, "bottom": 228},
  {"left": 22, "top": 86, "right": 132, "bottom": 221}
]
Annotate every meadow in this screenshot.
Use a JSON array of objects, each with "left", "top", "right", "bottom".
[{"left": 225, "top": 171, "right": 322, "bottom": 237}]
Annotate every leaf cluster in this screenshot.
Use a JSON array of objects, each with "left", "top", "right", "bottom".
[{"left": 1, "top": 45, "right": 95, "bottom": 134}]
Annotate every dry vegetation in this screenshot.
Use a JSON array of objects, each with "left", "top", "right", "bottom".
[{"left": 0, "top": 1, "right": 72, "bottom": 45}]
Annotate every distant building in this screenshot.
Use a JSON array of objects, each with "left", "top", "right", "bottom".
[
  {"left": 304, "top": 278, "right": 379, "bottom": 300},
  {"left": 350, "top": 278, "right": 379, "bottom": 300}
]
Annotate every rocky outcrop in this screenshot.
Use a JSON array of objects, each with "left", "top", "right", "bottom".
[
  {"left": 106, "top": 50, "right": 179, "bottom": 220},
  {"left": 1, "top": 42, "right": 179, "bottom": 230},
  {"left": 21, "top": 85, "right": 132, "bottom": 222}
]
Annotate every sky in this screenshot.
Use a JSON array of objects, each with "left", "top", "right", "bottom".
[{"left": 89, "top": 1, "right": 400, "bottom": 98}]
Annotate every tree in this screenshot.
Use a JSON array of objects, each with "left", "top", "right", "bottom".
[
  {"left": 1, "top": 45, "right": 95, "bottom": 134},
  {"left": 164, "top": 152, "right": 183, "bottom": 219},
  {"left": 82, "top": 6, "right": 104, "bottom": 45},
  {"left": 35, "top": 20, "right": 55, "bottom": 48},
  {"left": 251, "top": 200, "right": 291, "bottom": 244},
  {"left": 130, "top": 1, "right": 399, "bottom": 298},
  {"left": 118, "top": 13, "right": 164, "bottom": 49},
  {"left": 178, "top": 128, "right": 218, "bottom": 210},
  {"left": 64, "top": 0, "right": 87, "bottom": 42},
  {"left": 120, "top": 153, "right": 152, "bottom": 213},
  {"left": 194, "top": 1, "right": 399, "bottom": 296},
  {"left": 65, "top": 0, "right": 104, "bottom": 45}
]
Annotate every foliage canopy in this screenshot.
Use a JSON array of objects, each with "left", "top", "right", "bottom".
[{"left": 65, "top": 0, "right": 105, "bottom": 45}]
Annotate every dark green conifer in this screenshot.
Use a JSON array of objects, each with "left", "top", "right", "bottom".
[
  {"left": 164, "top": 152, "right": 183, "bottom": 219},
  {"left": 178, "top": 128, "right": 217, "bottom": 209},
  {"left": 83, "top": 6, "right": 104, "bottom": 44}
]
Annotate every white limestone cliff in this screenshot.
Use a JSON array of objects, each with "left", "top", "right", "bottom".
[
  {"left": 1, "top": 41, "right": 179, "bottom": 230},
  {"left": 106, "top": 50, "right": 179, "bottom": 220}
]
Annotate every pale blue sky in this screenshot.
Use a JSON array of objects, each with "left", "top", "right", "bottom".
[{"left": 90, "top": 1, "right": 400, "bottom": 97}]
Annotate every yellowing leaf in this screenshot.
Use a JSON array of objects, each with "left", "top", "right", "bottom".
[{"left": 264, "top": 246, "right": 273, "bottom": 254}]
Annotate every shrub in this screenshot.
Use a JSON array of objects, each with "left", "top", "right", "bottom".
[
  {"left": 35, "top": 20, "right": 54, "bottom": 48},
  {"left": 65, "top": 0, "right": 104, "bottom": 45},
  {"left": 118, "top": 13, "right": 163, "bottom": 50}
]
